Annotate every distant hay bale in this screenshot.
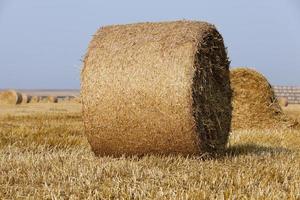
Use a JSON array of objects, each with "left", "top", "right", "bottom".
[
  {"left": 60, "top": 96, "right": 80, "bottom": 103},
  {"left": 81, "top": 21, "right": 232, "bottom": 157},
  {"left": 74, "top": 97, "right": 81, "bottom": 104},
  {"left": 29, "top": 96, "right": 41, "bottom": 103},
  {"left": 21, "top": 93, "right": 30, "bottom": 104},
  {"left": 278, "top": 97, "right": 288, "bottom": 107},
  {"left": 47, "top": 96, "right": 58, "bottom": 103},
  {"left": 39, "top": 97, "right": 48, "bottom": 103},
  {"left": 0, "top": 90, "right": 22, "bottom": 105},
  {"left": 39, "top": 96, "right": 58, "bottom": 103},
  {"left": 56, "top": 97, "right": 65, "bottom": 103},
  {"left": 69, "top": 96, "right": 81, "bottom": 103},
  {"left": 230, "top": 68, "right": 297, "bottom": 130}
]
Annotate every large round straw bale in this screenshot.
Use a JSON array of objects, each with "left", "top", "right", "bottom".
[
  {"left": 230, "top": 68, "right": 297, "bottom": 130},
  {"left": 278, "top": 97, "right": 288, "bottom": 107},
  {"left": 81, "top": 21, "right": 232, "bottom": 157},
  {"left": 0, "top": 90, "right": 22, "bottom": 105}
]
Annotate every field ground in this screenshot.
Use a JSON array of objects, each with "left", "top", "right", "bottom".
[{"left": 0, "top": 103, "right": 299, "bottom": 199}]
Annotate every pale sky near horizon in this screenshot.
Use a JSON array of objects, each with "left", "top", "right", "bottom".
[{"left": 0, "top": 0, "right": 300, "bottom": 89}]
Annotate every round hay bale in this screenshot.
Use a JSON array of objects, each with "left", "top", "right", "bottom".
[
  {"left": 230, "top": 68, "right": 297, "bottom": 130},
  {"left": 21, "top": 93, "right": 30, "bottom": 104},
  {"left": 69, "top": 96, "right": 81, "bottom": 104},
  {"left": 39, "top": 97, "right": 48, "bottom": 103},
  {"left": 0, "top": 90, "right": 22, "bottom": 105},
  {"left": 47, "top": 96, "right": 58, "bottom": 103},
  {"left": 278, "top": 97, "right": 288, "bottom": 107},
  {"left": 29, "top": 96, "right": 41, "bottom": 103},
  {"left": 74, "top": 97, "right": 81, "bottom": 104},
  {"left": 56, "top": 96, "right": 71, "bottom": 103},
  {"left": 39, "top": 96, "right": 58, "bottom": 103},
  {"left": 81, "top": 21, "right": 232, "bottom": 157}
]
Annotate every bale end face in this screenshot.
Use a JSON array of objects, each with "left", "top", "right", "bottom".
[{"left": 81, "top": 21, "right": 232, "bottom": 157}]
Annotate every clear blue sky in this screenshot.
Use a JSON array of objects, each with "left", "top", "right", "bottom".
[{"left": 0, "top": 0, "right": 299, "bottom": 89}]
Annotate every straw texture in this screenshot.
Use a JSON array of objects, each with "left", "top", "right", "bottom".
[
  {"left": 81, "top": 21, "right": 232, "bottom": 157},
  {"left": 230, "top": 68, "right": 297, "bottom": 130},
  {"left": 0, "top": 90, "right": 22, "bottom": 105}
]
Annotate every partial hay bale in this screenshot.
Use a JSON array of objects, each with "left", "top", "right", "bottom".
[
  {"left": 0, "top": 90, "right": 22, "bottom": 105},
  {"left": 68, "top": 96, "right": 81, "bottom": 104},
  {"left": 21, "top": 93, "right": 30, "bottom": 104},
  {"left": 39, "top": 96, "right": 58, "bottom": 103},
  {"left": 39, "top": 97, "right": 48, "bottom": 103},
  {"left": 29, "top": 96, "right": 41, "bottom": 103},
  {"left": 278, "top": 97, "right": 288, "bottom": 107},
  {"left": 74, "top": 97, "right": 81, "bottom": 104},
  {"left": 47, "top": 96, "right": 58, "bottom": 103},
  {"left": 56, "top": 97, "right": 65, "bottom": 103},
  {"left": 230, "top": 68, "right": 297, "bottom": 130},
  {"left": 81, "top": 21, "right": 232, "bottom": 157},
  {"left": 56, "top": 96, "right": 80, "bottom": 103}
]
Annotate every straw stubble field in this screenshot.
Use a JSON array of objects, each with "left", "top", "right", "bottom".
[{"left": 0, "top": 103, "right": 299, "bottom": 199}]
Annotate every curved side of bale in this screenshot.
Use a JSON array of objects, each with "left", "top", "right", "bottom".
[
  {"left": 0, "top": 90, "right": 22, "bottom": 105},
  {"left": 81, "top": 21, "right": 232, "bottom": 157},
  {"left": 230, "top": 68, "right": 297, "bottom": 130},
  {"left": 277, "top": 97, "right": 288, "bottom": 107}
]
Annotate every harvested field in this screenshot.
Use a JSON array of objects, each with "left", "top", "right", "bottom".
[{"left": 0, "top": 103, "right": 299, "bottom": 199}]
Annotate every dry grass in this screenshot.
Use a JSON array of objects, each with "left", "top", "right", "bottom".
[{"left": 0, "top": 103, "right": 299, "bottom": 199}]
